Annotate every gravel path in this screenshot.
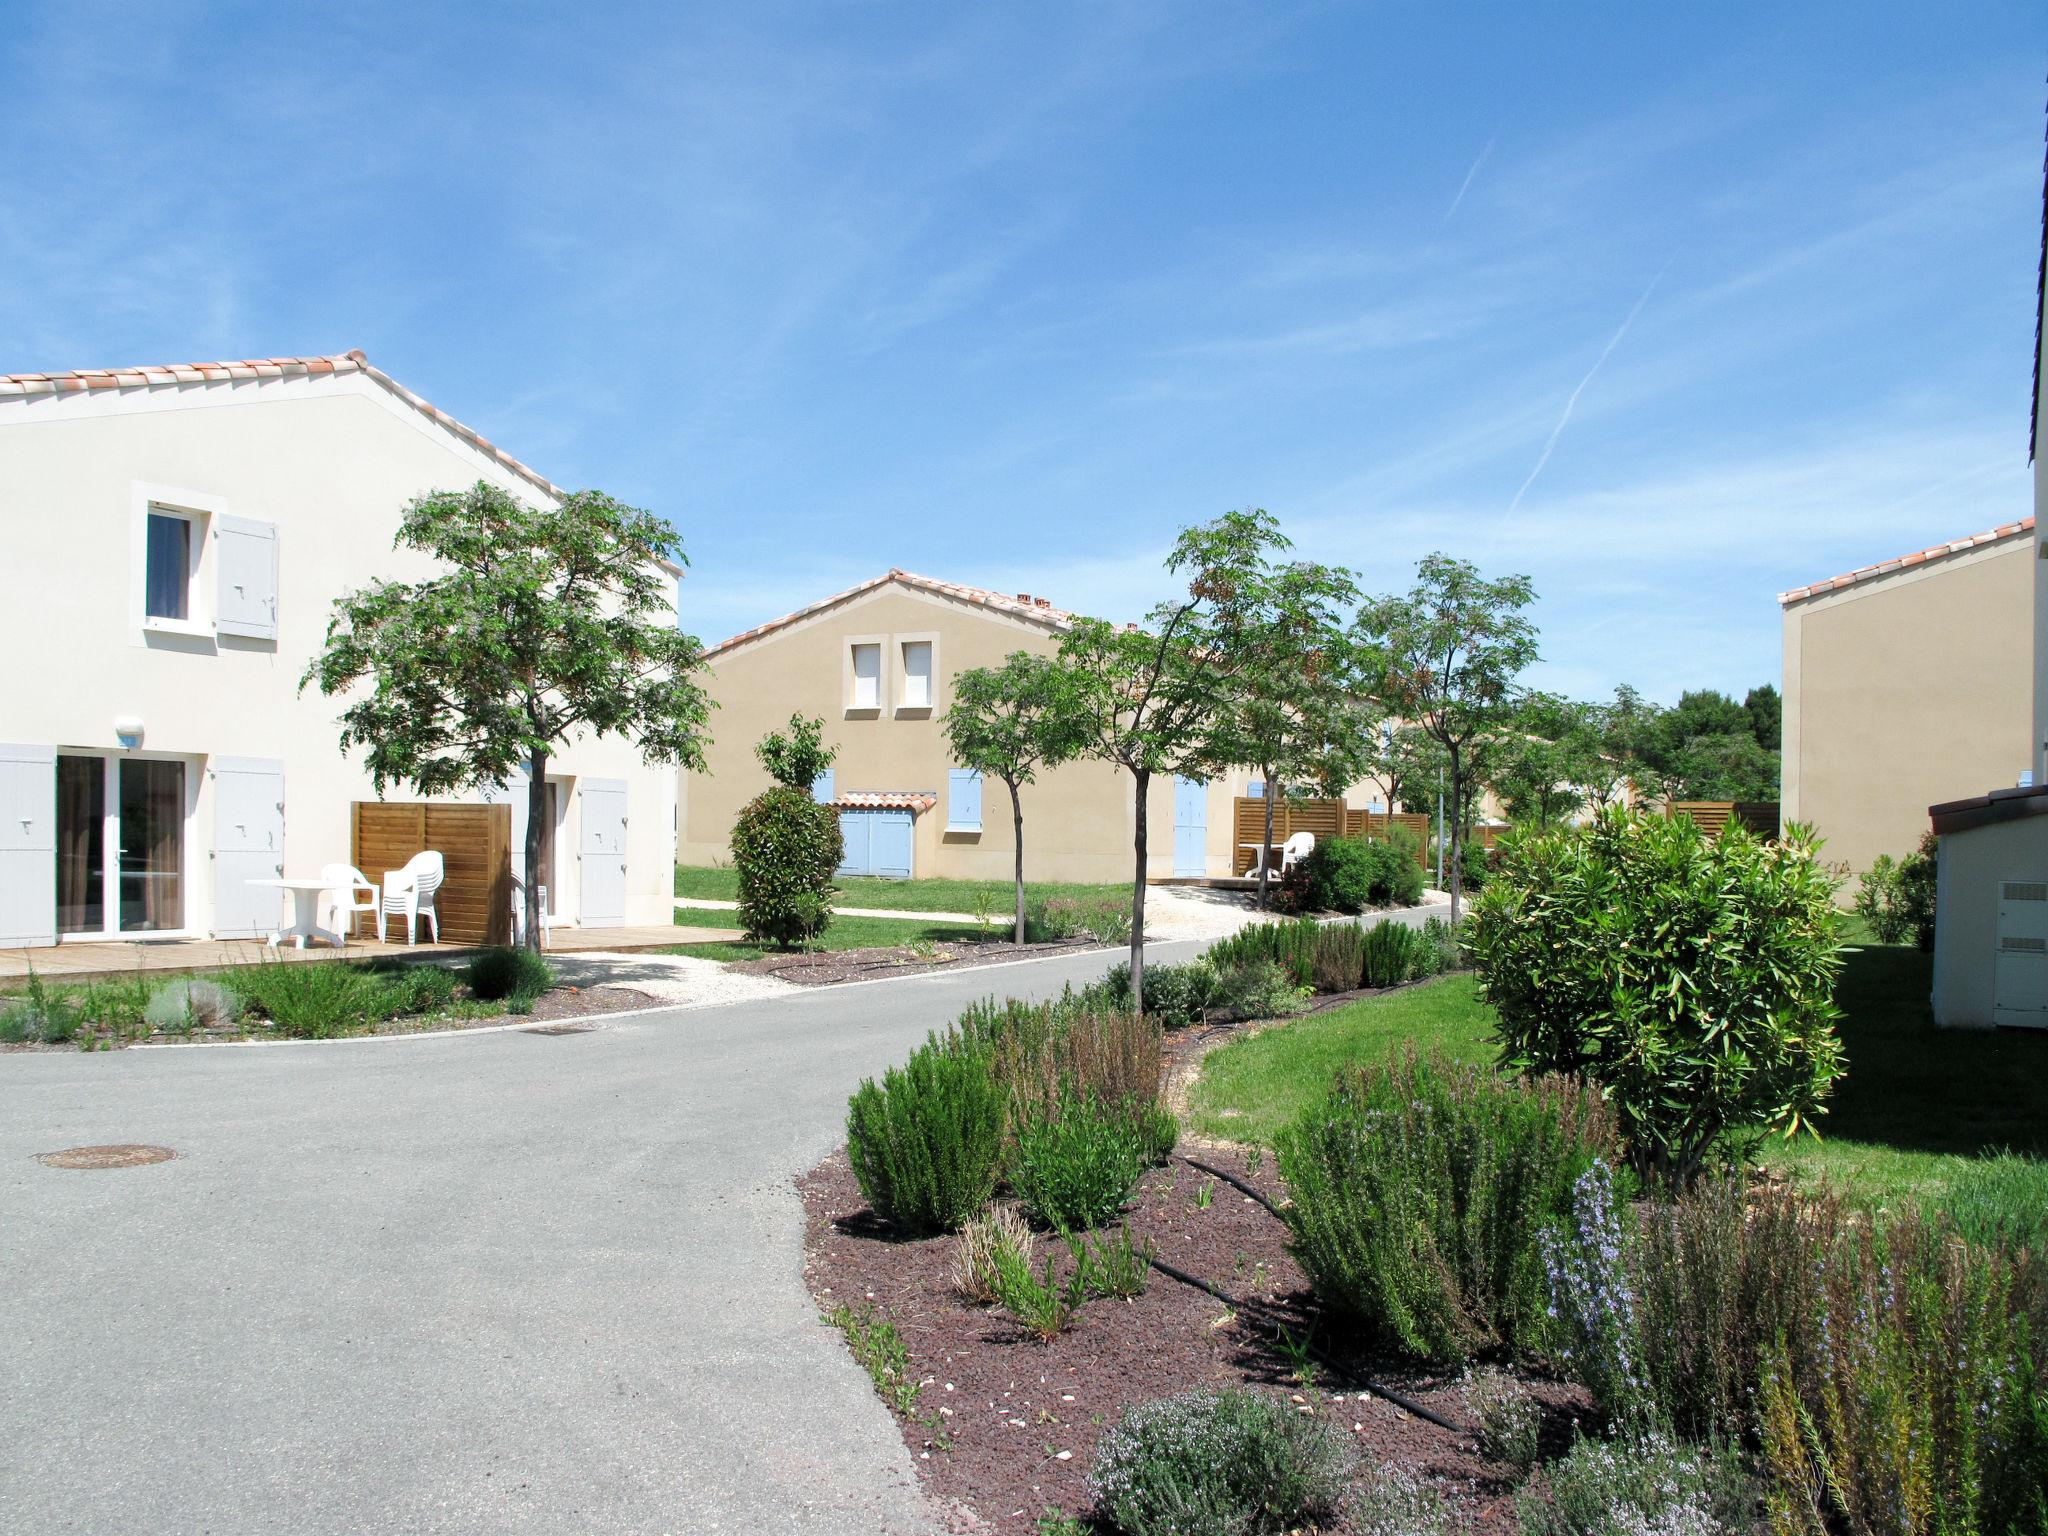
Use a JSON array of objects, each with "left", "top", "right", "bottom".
[{"left": 546, "top": 949, "right": 799, "bottom": 1007}]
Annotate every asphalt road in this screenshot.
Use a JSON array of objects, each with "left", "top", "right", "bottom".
[{"left": 1, "top": 909, "right": 1438, "bottom": 1535}]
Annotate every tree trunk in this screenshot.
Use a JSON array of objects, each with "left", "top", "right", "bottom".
[
  {"left": 1008, "top": 777, "right": 1027, "bottom": 946},
  {"left": 1257, "top": 771, "right": 1276, "bottom": 910},
  {"left": 1446, "top": 746, "right": 1463, "bottom": 924},
  {"left": 523, "top": 747, "right": 549, "bottom": 953},
  {"left": 1130, "top": 767, "right": 1150, "bottom": 1018}
]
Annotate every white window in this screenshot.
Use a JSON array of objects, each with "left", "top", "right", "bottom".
[
  {"left": 144, "top": 506, "right": 199, "bottom": 623},
  {"left": 850, "top": 642, "right": 881, "bottom": 710},
  {"left": 900, "top": 640, "right": 932, "bottom": 710}
]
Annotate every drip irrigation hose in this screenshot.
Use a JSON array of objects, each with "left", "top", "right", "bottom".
[
  {"left": 1142, "top": 1252, "right": 1467, "bottom": 1436},
  {"left": 1178, "top": 1154, "right": 1286, "bottom": 1220}
]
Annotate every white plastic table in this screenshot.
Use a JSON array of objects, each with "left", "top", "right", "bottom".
[
  {"left": 1239, "top": 841, "right": 1284, "bottom": 877},
  {"left": 246, "top": 877, "right": 349, "bottom": 950}
]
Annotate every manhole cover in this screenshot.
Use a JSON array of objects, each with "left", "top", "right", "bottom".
[
  {"left": 35, "top": 1144, "right": 178, "bottom": 1170},
  {"left": 523, "top": 1023, "right": 595, "bottom": 1036}
]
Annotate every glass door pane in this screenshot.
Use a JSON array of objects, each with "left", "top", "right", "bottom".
[
  {"left": 56, "top": 755, "right": 105, "bottom": 934},
  {"left": 539, "top": 782, "right": 560, "bottom": 916},
  {"left": 118, "top": 759, "right": 185, "bottom": 932}
]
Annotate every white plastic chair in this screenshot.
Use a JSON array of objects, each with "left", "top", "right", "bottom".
[
  {"left": 510, "top": 875, "right": 551, "bottom": 950},
  {"left": 379, "top": 851, "right": 444, "bottom": 945},
  {"left": 1279, "top": 831, "right": 1316, "bottom": 871},
  {"left": 318, "top": 862, "right": 379, "bottom": 941}
]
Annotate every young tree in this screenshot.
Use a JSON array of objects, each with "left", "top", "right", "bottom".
[
  {"left": 734, "top": 714, "right": 843, "bottom": 949},
  {"left": 1590, "top": 684, "right": 1664, "bottom": 807},
  {"left": 1202, "top": 556, "right": 1373, "bottom": 910},
  {"left": 1357, "top": 553, "right": 1538, "bottom": 920},
  {"left": 1061, "top": 510, "right": 1284, "bottom": 1013},
  {"left": 305, "top": 481, "right": 712, "bottom": 950},
  {"left": 943, "top": 652, "right": 1089, "bottom": 943},
  {"left": 1493, "top": 693, "right": 1603, "bottom": 829}
]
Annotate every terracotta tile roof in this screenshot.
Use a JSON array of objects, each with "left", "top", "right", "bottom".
[
  {"left": 1777, "top": 517, "right": 2035, "bottom": 605},
  {"left": 831, "top": 791, "right": 938, "bottom": 812},
  {"left": 0, "top": 349, "right": 569, "bottom": 504},
  {"left": 708, "top": 569, "right": 1074, "bottom": 657}
]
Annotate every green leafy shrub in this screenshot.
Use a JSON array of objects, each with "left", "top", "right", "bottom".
[
  {"left": 1211, "top": 958, "right": 1307, "bottom": 1022},
  {"left": 1291, "top": 836, "right": 1378, "bottom": 913},
  {"left": 992, "top": 1240, "right": 1088, "bottom": 1341},
  {"left": 1132, "top": 1100, "right": 1178, "bottom": 1165},
  {"left": 228, "top": 961, "right": 403, "bottom": 1039},
  {"left": 1026, "top": 892, "right": 1134, "bottom": 945},
  {"left": 1518, "top": 1431, "right": 1755, "bottom": 1536},
  {"left": 1854, "top": 853, "right": 1916, "bottom": 944},
  {"left": 1417, "top": 914, "right": 1462, "bottom": 976},
  {"left": 1206, "top": 918, "right": 1319, "bottom": 988},
  {"left": 1088, "top": 1387, "right": 1353, "bottom": 1536},
  {"left": 143, "top": 978, "right": 241, "bottom": 1034},
  {"left": 0, "top": 998, "right": 29, "bottom": 1044},
  {"left": 1469, "top": 808, "right": 1845, "bottom": 1186},
  {"left": 846, "top": 1030, "right": 1005, "bottom": 1235},
  {"left": 1009, "top": 1091, "right": 1146, "bottom": 1231},
  {"left": 1094, "top": 959, "right": 1216, "bottom": 1029},
  {"left": 466, "top": 946, "right": 555, "bottom": 1005},
  {"left": 731, "top": 783, "right": 842, "bottom": 949},
  {"left": 1276, "top": 1049, "right": 1616, "bottom": 1362},
  {"left": 1946, "top": 1151, "right": 2048, "bottom": 1255},
  {"left": 6, "top": 969, "right": 83, "bottom": 1043},
  {"left": 1900, "top": 830, "right": 1938, "bottom": 951}
]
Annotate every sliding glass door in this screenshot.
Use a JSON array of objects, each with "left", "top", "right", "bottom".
[{"left": 55, "top": 753, "right": 188, "bottom": 937}]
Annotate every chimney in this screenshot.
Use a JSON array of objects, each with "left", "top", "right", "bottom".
[
  {"left": 1036, "top": 597, "right": 1051, "bottom": 609},
  {"left": 1017, "top": 592, "right": 1032, "bottom": 603}
]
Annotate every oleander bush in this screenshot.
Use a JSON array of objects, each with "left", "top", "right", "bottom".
[
  {"left": 731, "top": 782, "right": 843, "bottom": 949},
  {"left": 846, "top": 1030, "right": 1006, "bottom": 1235},
  {"left": 1469, "top": 807, "right": 1845, "bottom": 1186},
  {"left": 1089, "top": 1387, "right": 1353, "bottom": 1536},
  {"left": 1009, "top": 1090, "right": 1147, "bottom": 1231},
  {"left": 1276, "top": 1049, "right": 1616, "bottom": 1362},
  {"left": 1094, "top": 959, "right": 1217, "bottom": 1029}
]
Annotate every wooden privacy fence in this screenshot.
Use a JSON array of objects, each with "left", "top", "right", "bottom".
[
  {"left": 1666, "top": 800, "right": 1779, "bottom": 842},
  {"left": 351, "top": 802, "right": 513, "bottom": 946},
  {"left": 1230, "top": 798, "right": 1430, "bottom": 875}
]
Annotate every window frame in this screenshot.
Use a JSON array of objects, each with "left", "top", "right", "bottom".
[
  {"left": 844, "top": 635, "right": 887, "bottom": 717},
  {"left": 130, "top": 481, "right": 224, "bottom": 641},
  {"left": 894, "top": 632, "right": 939, "bottom": 717}
]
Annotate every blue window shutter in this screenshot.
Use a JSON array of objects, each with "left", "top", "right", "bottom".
[
  {"left": 1248, "top": 779, "right": 1265, "bottom": 799},
  {"left": 947, "top": 768, "right": 982, "bottom": 831},
  {"left": 812, "top": 768, "right": 835, "bottom": 803}
]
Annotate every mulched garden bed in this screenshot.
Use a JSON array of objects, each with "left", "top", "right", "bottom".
[
  {"left": 800, "top": 1144, "right": 1585, "bottom": 1533},
  {"left": 730, "top": 935, "right": 1105, "bottom": 987}
]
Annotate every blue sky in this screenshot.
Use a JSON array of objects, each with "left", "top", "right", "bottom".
[{"left": 4, "top": 4, "right": 2041, "bottom": 702}]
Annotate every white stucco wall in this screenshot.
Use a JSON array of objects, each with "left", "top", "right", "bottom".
[{"left": 0, "top": 368, "right": 680, "bottom": 941}]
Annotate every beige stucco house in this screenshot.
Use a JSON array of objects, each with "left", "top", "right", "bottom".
[
  {"left": 0, "top": 350, "right": 681, "bottom": 948},
  {"left": 680, "top": 570, "right": 1267, "bottom": 884},
  {"left": 1779, "top": 517, "right": 2036, "bottom": 890}
]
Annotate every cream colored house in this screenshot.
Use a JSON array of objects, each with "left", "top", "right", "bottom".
[
  {"left": 1779, "top": 517, "right": 2036, "bottom": 888},
  {"left": 0, "top": 350, "right": 681, "bottom": 948},
  {"left": 681, "top": 571, "right": 1264, "bottom": 883}
]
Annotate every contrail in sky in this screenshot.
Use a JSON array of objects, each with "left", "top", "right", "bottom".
[
  {"left": 1504, "top": 260, "right": 1673, "bottom": 517},
  {"left": 1442, "top": 137, "right": 1495, "bottom": 223}
]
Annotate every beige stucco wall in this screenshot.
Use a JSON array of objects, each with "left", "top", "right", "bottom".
[
  {"left": 682, "top": 582, "right": 1259, "bottom": 883},
  {"left": 1782, "top": 534, "right": 2033, "bottom": 889},
  {"left": 0, "top": 370, "right": 680, "bottom": 940}
]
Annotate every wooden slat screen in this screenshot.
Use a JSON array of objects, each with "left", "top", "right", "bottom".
[
  {"left": 1231, "top": 799, "right": 1429, "bottom": 874},
  {"left": 1666, "top": 801, "right": 1778, "bottom": 842},
  {"left": 350, "top": 801, "right": 512, "bottom": 945}
]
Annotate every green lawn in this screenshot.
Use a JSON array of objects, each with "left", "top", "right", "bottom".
[
  {"left": 1187, "top": 942, "right": 2048, "bottom": 1205},
  {"left": 673, "top": 863, "right": 1129, "bottom": 915},
  {"left": 659, "top": 909, "right": 988, "bottom": 962}
]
